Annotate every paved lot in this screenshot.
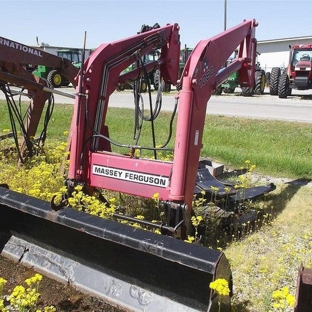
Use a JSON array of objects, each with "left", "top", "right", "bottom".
[{"left": 1, "top": 86, "right": 312, "bottom": 123}]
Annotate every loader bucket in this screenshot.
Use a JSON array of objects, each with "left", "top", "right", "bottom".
[{"left": 0, "top": 186, "right": 232, "bottom": 312}]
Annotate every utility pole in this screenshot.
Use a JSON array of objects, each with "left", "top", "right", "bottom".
[{"left": 224, "top": 0, "right": 227, "bottom": 31}]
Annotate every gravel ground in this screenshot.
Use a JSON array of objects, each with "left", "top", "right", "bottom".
[{"left": 0, "top": 256, "right": 127, "bottom": 312}]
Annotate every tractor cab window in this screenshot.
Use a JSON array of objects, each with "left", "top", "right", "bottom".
[
  {"left": 226, "top": 50, "right": 239, "bottom": 66},
  {"left": 292, "top": 50, "right": 312, "bottom": 66},
  {"left": 57, "top": 51, "right": 80, "bottom": 64},
  {"left": 70, "top": 53, "right": 80, "bottom": 64},
  {"left": 144, "top": 50, "right": 160, "bottom": 64},
  {"left": 179, "top": 48, "right": 193, "bottom": 64}
]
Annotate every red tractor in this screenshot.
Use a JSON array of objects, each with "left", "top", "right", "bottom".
[{"left": 269, "top": 44, "right": 312, "bottom": 98}]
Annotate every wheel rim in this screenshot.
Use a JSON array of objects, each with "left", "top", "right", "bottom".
[
  {"left": 261, "top": 75, "right": 266, "bottom": 92},
  {"left": 141, "top": 82, "right": 147, "bottom": 93},
  {"left": 53, "top": 74, "right": 62, "bottom": 86}
]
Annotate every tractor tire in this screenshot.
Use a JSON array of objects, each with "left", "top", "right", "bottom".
[
  {"left": 153, "top": 69, "right": 160, "bottom": 90},
  {"left": 269, "top": 67, "right": 281, "bottom": 95},
  {"left": 153, "top": 70, "right": 171, "bottom": 92},
  {"left": 265, "top": 72, "right": 270, "bottom": 86},
  {"left": 117, "top": 83, "right": 125, "bottom": 91},
  {"left": 223, "top": 88, "right": 235, "bottom": 94},
  {"left": 163, "top": 82, "right": 171, "bottom": 93},
  {"left": 278, "top": 72, "right": 290, "bottom": 99},
  {"left": 140, "top": 79, "right": 147, "bottom": 93},
  {"left": 254, "top": 70, "right": 266, "bottom": 95},
  {"left": 241, "top": 87, "right": 253, "bottom": 97},
  {"left": 213, "top": 86, "right": 223, "bottom": 95},
  {"left": 47, "top": 70, "right": 63, "bottom": 88}
]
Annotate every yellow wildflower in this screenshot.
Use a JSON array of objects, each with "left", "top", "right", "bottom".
[
  {"left": 152, "top": 193, "right": 159, "bottom": 200},
  {"left": 271, "top": 286, "right": 296, "bottom": 309},
  {"left": 184, "top": 235, "right": 195, "bottom": 243},
  {"left": 135, "top": 215, "right": 145, "bottom": 220},
  {"left": 209, "top": 278, "right": 230, "bottom": 296}
]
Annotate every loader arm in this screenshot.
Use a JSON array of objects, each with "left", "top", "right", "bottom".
[
  {"left": 0, "top": 36, "right": 79, "bottom": 160},
  {"left": 171, "top": 19, "right": 258, "bottom": 206},
  {"left": 0, "top": 36, "right": 79, "bottom": 86},
  {"left": 0, "top": 62, "right": 52, "bottom": 157}
]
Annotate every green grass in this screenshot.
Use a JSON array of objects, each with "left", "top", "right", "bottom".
[
  {"left": 1, "top": 101, "right": 311, "bottom": 178},
  {"left": 227, "top": 183, "right": 312, "bottom": 311},
  {"left": 203, "top": 117, "right": 312, "bottom": 178}
]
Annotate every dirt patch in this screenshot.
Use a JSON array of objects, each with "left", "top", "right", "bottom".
[{"left": 0, "top": 255, "right": 126, "bottom": 312}]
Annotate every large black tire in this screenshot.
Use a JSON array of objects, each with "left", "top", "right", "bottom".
[
  {"left": 223, "top": 88, "right": 235, "bottom": 94},
  {"left": 241, "top": 87, "right": 253, "bottom": 97},
  {"left": 153, "top": 70, "right": 171, "bottom": 92},
  {"left": 254, "top": 70, "right": 266, "bottom": 95},
  {"left": 153, "top": 69, "right": 160, "bottom": 90},
  {"left": 117, "top": 83, "right": 125, "bottom": 91},
  {"left": 265, "top": 72, "right": 270, "bottom": 86},
  {"left": 163, "top": 82, "right": 171, "bottom": 93},
  {"left": 269, "top": 67, "right": 281, "bottom": 95},
  {"left": 278, "top": 72, "right": 290, "bottom": 99},
  {"left": 213, "top": 86, "right": 223, "bottom": 95},
  {"left": 47, "top": 70, "right": 63, "bottom": 88}
]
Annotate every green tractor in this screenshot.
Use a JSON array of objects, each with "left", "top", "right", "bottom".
[
  {"left": 215, "top": 53, "right": 266, "bottom": 96},
  {"left": 33, "top": 49, "right": 82, "bottom": 88},
  {"left": 216, "top": 71, "right": 240, "bottom": 94},
  {"left": 118, "top": 49, "right": 172, "bottom": 93},
  {"left": 118, "top": 42, "right": 194, "bottom": 93},
  {"left": 179, "top": 45, "right": 193, "bottom": 77},
  {"left": 215, "top": 67, "right": 266, "bottom": 96},
  {"left": 117, "top": 49, "right": 160, "bottom": 92}
]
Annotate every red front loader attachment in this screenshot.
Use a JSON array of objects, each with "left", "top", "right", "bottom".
[{"left": 0, "top": 20, "right": 263, "bottom": 311}]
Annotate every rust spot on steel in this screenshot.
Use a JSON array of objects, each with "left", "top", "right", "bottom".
[{"left": 44, "top": 210, "right": 61, "bottom": 223}]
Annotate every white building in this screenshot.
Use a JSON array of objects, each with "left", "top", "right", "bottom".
[
  {"left": 257, "top": 36, "right": 312, "bottom": 73},
  {"left": 32, "top": 45, "right": 93, "bottom": 60},
  {"left": 33, "top": 36, "right": 312, "bottom": 75}
]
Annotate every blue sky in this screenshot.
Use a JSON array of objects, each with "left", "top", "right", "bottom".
[{"left": 2, "top": 0, "right": 312, "bottom": 49}]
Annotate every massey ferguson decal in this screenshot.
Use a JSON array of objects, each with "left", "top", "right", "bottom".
[
  {"left": 0, "top": 37, "right": 42, "bottom": 57},
  {"left": 92, "top": 165, "right": 169, "bottom": 187}
]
